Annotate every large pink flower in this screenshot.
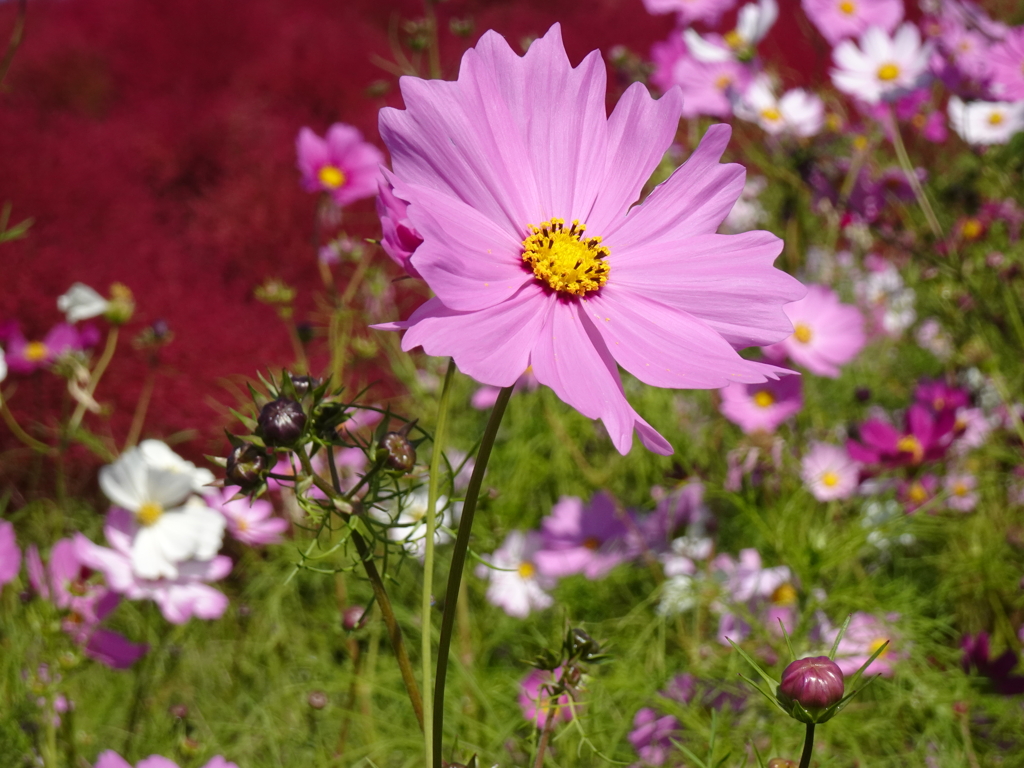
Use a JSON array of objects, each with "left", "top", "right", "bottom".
[{"left": 376, "top": 25, "right": 803, "bottom": 455}]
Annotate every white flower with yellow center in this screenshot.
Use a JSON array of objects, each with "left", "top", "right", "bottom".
[
  {"left": 733, "top": 75, "right": 825, "bottom": 137},
  {"left": 831, "top": 23, "right": 932, "bottom": 104},
  {"left": 136, "top": 439, "right": 215, "bottom": 495},
  {"left": 57, "top": 283, "right": 111, "bottom": 324},
  {"left": 375, "top": 486, "right": 458, "bottom": 560},
  {"left": 98, "top": 443, "right": 225, "bottom": 580},
  {"left": 683, "top": 0, "right": 778, "bottom": 62},
  {"left": 948, "top": 96, "right": 1024, "bottom": 145},
  {"left": 475, "top": 530, "right": 555, "bottom": 618}
]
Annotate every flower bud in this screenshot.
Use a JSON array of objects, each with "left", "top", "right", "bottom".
[
  {"left": 778, "top": 656, "right": 845, "bottom": 719},
  {"left": 258, "top": 398, "right": 307, "bottom": 446},
  {"left": 105, "top": 283, "right": 136, "bottom": 325},
  {"left": 377, "top": 431, "right": 416, "bottom": 473},
  {"left": 290, "top": 375, "right": 319, "bottom": 399},
  {"left": 226, "top": 443, "right": 269, "bottom": 489},
  {"left": 342, "top": 605, "right": 368, "bottom": 631},
  {"left": 169, "top": 704, "right": 189, "bottom": 719},
  {"left": 767, "top": 759, "right": 796, "bottom": 768},
  {"left": 307, "top": 690, "right": 328, "bottom": 710}
]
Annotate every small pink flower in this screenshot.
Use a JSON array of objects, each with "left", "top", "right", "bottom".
[
  {"left": 210, "top": 487, "right": 289, "bottom": 546},
  {"left": 629, "top": 707, "right": 680, "bottom": 766},
  {"left": 0, "top": 520, "right": 21, "bottom": 588},
  {"left": 719, "top": 375, "right": 802, "bottom": 434},
  {"left": 898, "top": 474, "right": 939, "bottom": 513},
  {"left": 475, "top": 531, "right": 555, "bottom": 618},
  {"left": 641, "top": 0, "right": 738, "bottom": 26},
  {"left": 945, "top": 473, "right": 978, "bottom": 512},
  {"left": 519, "top": 667, "right": 574, "bottom": 727},
  {"left": 4, "top": 323, "right": 90, "bottom": 375},
  {"left": 825, "top": 612, "right": 902, "bottom": 676},
  {"left": 848, "top": 404, "right": 955, "bottom": 468},
  {"left": 762, "top": 284, "right": 865, "bottom": 378},
  {"left": 534, "top": 492, "right": 630, "bottom": 580},
  {"left": 94, "top": 753, "right": 238, "bottom": 768},
  {"left": 801, "top": 442, "right": 860, "bottom": 501},
  {"left": 296, "top": 124, "right": 384, "bottom": 207},
  {"left": 802, "top": 0, "right": 903, "bottom": 46},
  {"left": 651, "top": 36, "right": 752, "bottom": 119}
]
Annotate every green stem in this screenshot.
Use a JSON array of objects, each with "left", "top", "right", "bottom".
[
  {"left": 0, "top": 394, "right": 54, "bottom": 454},
  {"left": 798, "top": 723, "right": 815, "bottom": 768},
  {"left": 69, "top": 327, "right": 119, "bottom": 432},
  {"left": 888, "top": 107, "right": 942, "bottom": 240},
  {"left": 123, "top": 371, "right": 156, "bottom": 449},
  {"left": 423, "top": 360, "right": 457, "bottom": 765},
  {"left": 432, "top": 384, "right": 514, "bottom": 768}
]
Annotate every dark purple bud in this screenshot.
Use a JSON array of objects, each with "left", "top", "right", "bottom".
[
  {"left": 226, "top": 443, "right": 268, "bottom": 489},
  {"left": 377, "top": 432, "right": 416, "bottom": 473},
  {"left": 342, "top": 605, "right": 368, "bottom": 631},
  {"left": 291, "top": 375, "right": 319, "bottom": 399},
  {"left": 258, "top": 398, "right": 307, "bottom": 446},
  {"left": 307, "top": 691, "right": 328, "bottom": 710},
  {"left": 779, "top": 656, "right": 845, "bottom": 712}
]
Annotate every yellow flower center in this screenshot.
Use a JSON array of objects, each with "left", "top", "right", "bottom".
[
  {"left": 753, "top": 390, "right": 775, "bottom": 408},
  {"left": 724, "top": 30, "right": 744, "bottom": 49},
  {"left": 771, "top": 583, "right": 798, "bottom": 606},
  {"left": 852, "top": 135, "right": 869, "bottom": 151},
  {"left": 517, "top": 561, "right": 536, "bottom": 579},
  {"left": 317, "top": 165, "right": 346, "bottom": 189},
  {"left": 760, "top": 107, "right": 782, "bottom": 122},
  {"left": 793, "top": 323, "right": 813, "bottom": 344},
  {"left": 907, "top": 482, "right": 928, "bottom": 504},
  {"left": 896, "top": 435, "right": 924, "bottom": 464},
  {"left": 821, "top": 471, "right": 840, "bottom": 488},
  {"left": 137, "top": 501, "right": 164, "bottom": 526},
  {"left": 25, "top": 341, "right": 49, "bottom": 361},
  {"left": 952, "top": 482, "right": 969, "bottom": 497},
  {"left": 961, "top": 218, "right": 983, "bottom": 239},
  {"left": 714, "top": 74, "right": 734, "bottom": 90},
  {"left": 582, "top": 536, "right": 600, "bottom": 551},
  {"left": 869, "top": 637, "right": 890, "bottom": 658},
  {"left": 237, "top": 517, "right": 250, "bottom": 532},
  {"left": 877, "top": 63, "right": 901, "bottom": 81},
  {"left": 987, "top": 111, "right": 1005, "bottom": 126},
  {"left": 522, "top": 218, "right": 610, "bottom": 297},
  {"left": 838, "top": 0, "right": 856, "bottom": 14}
]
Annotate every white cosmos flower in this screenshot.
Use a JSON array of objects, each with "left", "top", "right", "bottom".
[
  {"left": 831, "top": 23, "right": 932, "bottom": 104},
  {"left": 57, "top": 283, "right": 111, "bottom": 323},
  {"left": 0, "top": 349, "right": 7, "bottom": 383},
  {"left": 684, "top": 0, "right": 777, "bottom": 62},
  {"left": 948, "top": 96, "right": 1024, "bottom": 145},
  {"left": 375, "top": 486, "right": 458, "bottom": 560},
  {"left": 99, "top": 443, "right": 225, "bottom": 580},
  {"left": 733, "top": 75, "right": 825, "bottom": 136},
  {"left": 475, "top": 531, "right": 555, "bottom": 618},
  {"left": 137, "top": 439, "right": 215, "bottom": 495}
]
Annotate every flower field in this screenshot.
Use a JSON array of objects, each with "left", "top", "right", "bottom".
[{"left": 2, "top": 0, "right": 1024, "bottom": 766}]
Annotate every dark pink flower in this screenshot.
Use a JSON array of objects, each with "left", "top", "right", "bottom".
[
  {"left": 4, "top": 322, "right": 89, "bottom": 374},
  {"left": 961, "top": 633, "right": 1024, "bottom": 695},
  {"left": 779, "top": 656, "right": 845, "bottom": 713},
  {"left": 0, "top": 520, "right": 19, "bottom": 588},
  {"left": 210, "top": 487, "right": 289, "bottom": 546},
  {"left": 519, "top": 667, "right": 574, "bottom": 727},
  {"left": 848, "top": 404, "right": 956, "bottom": 468},
  {"left": 914, "top": 380, "right": 969, "bottom": 414},
  {"left": 534, "top": 493, "right": 630, "bottom": 580},
  {"left": 296, "top": 124, "right": 383, "bottom": 207}
]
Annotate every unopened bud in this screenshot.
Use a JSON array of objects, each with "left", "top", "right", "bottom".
[
  {"left": 169, "top": 704, "right": 189, "bottom": 719},
  {"left": 290, "top": 375, "right": 319, "bottom": 399},
  {"left": 226, "top": 443, "right": 268, "bottom": 490},
  {"left": 258, "top": 398, "right": 307, "bottom": 446},
  {"left": 767, "top": 759, "right": 796, "bottom": 768},
  {"left": 778, "top": 656, "right": 845, "bottom": 719},
  {"left": 377, "top": 432, "right": 416, "bottom": 473},
  {"left": 307, "top": 691, "right": 328, "bottom": 710},
  {"left": 342, "top": 605, "right": 368, "bottom": 631},
  {"left": 105, "top": 283, "right": 135, "bottom": 325}
]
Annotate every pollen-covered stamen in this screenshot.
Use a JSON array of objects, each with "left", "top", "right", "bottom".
[
  {"left": 25, "top": 342, "right": 49, "bottom": 362},
  {"left": 793, "top": 323, "right": 813, "bottom": 344},
  {"left": 877, "top": 63, "right": 900, "bottom": 81},
  {"left": 318, "top": 164, "right": 346, "bottom": 189},
  {"left": 522, "top": 218, "right": 610, "bottom": 297},
  {"left": 137, "top": 501, "right": 164, "bottom": 526},
  {"left": 753, "top": 390, "right": 775, "bottom": 408}
]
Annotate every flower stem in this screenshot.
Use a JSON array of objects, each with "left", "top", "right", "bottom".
[
  {"left": 798, "top": 722, "right": 815, "bottom": 768},
  {"left": 532, "top": 698, "right": 559, "bottom": 768},
  {"left": 432, "top": 384, "right": 514, "bottom": 768},
  {"left": 69, "top": 327, "right": 119, "bottom": 433},
  {"left": 0, "top": 394, "right": 54, "bottom": 454},
  {"left": 888, "top": 107, "right": 942, "bottom": 240},
  {"left": 423, "top": 359, "right": 457, "bottom": 765}
]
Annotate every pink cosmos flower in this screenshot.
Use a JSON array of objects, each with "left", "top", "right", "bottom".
[
  {"left": 801, "top": 442, "right": 861, "bottom": 501},
  {"left": 475, "top": 530, "right": 555, "bottom": 618},
  {"left": 74, "top": 508, "right": 232, "bottom": 625},
  {"left": 719, "top": 375, "right": 802, "bottom": 434},
  {"left": 914, "top": 380, "right": 969, "bottom": 414},
  {"left": 0, "top": 519, "right": 21, "bottom": 588},
  {"left": 825, "top": 612, "right": 902, "bottom": 676},
  {"left": 762, "top": 284, "right": 866, "bottom": 378},
  {"left": 802, "top": 0, "right": 903, "bottom": 46},
  {"left": 209, "top": 487, "right": 289, "bottom": 546},
  {"left": 651, "top": 35, "right": 753, "bottom": 119},
  {"left": 4, "top": 322, "right": 92, "bottom": 375},
  {"left": 831, "top": 24, "right": 933, "bottom": 104},
  {"left": 898, "top": 473, "right": 939, "bottom": 513},
  {"left": 27, "top": 539, "right": 147, "bottom": 669},
  {"left": 93, "top": 752, "right": 238, "bottom": 768},
  {"left": 953, "top": 407, "right": 993, "bottom": 453},
  {"left": 377, "top": 172, "right": 423, "bottom": 277},
  {"left": 848, "top": 404, "right": 955, "bottom": 468},
  {"left": 377, "top": 25, "right": 802, "bottom": 456},
  {"left": 711, "top": 548, "right": 797, "bottom": 644},
  {"left": 989, "top": 27, "right": 1024, "bottom": 100},
  {"left": 519, "top": 667, "right": 575, "bottom": 727},
  {"left": 641, "top": 0, "right": 737, "bottom": 26},
  {"left": 296, "top": 124, "right": 384, "bottom": 207},
  {"left": 634, "top": 481, "right": 710, "bottom": 554},
  {"left": 945, "top": 473, "right": 978, "bottom": 512},
  {"left": 629, "top": 707, "right": 681, "bottom": 766},
  {"left": 534, "top": 492, "right": 630, "bottom": 579}
]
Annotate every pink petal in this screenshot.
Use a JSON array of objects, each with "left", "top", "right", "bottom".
[
  {"left": 94, "top": 752, "right": 134, "bottom": 768},
  {"left": 85, "top": 628, "right": 148, "bottom": 669}
]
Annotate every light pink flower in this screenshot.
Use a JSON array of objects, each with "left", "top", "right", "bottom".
[
  {"left": 74, "top": 509, "right": 232, "bottom": 625},
  {"left": 94, "top": 753, "right": 238, "bottom": 768},
  {"left": 945, "top": 473, "right": 978, "bottom": 512},
  {"left": 475, "top": 531, "right": 555, "bottom": 618},
  {"left": 0, "top": 519, "right": 19, "bottom": 587},
  {"left": 712, "top": 548, "right": 797, "bottom": 643},
  {"left": 519, "top": 667, "right": 575, "bottom": 727},
  {"left": 989, "top": 27, "right": 1024, "bottom": 100},
  {"left": 719, "top": 375, "right": 802, "bottom": 434},
  {"left": 651, "top": 35, "right": 753, "bottom": 119},
  {"left": 377, "top": 25, "right": 803, "bottom": 455},
  {"left": 296, "top": 124, "right": 384, "bottom": 207},
  {"left": 801, "top": 442, "right": 861, "bottom": 501},
  {"left": 210, "top": 487, "right": 289, "bottom": 546},
  {"left": 832, "top": 24, "right": 933, "bottom": 104},
  {"left": 825, "top": 612, "right": 902, "bottom": 676},
  {"left": 641, "top": 0, "right": 738, "bottom": 26},
  {"left": 762, "top": 284, "right": 866, "bottom": 377},
  {"left": 534, "top": 493, "right": 630, "bottom": 579},
  {"left": 802, "top": 0, "right": 903, "bottom": 46}
]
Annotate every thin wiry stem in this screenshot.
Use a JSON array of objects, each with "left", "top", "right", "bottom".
[{"left": 888, "top": 107, "right": 942, "bottom": 240}]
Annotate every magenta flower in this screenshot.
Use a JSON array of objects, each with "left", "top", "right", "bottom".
[
  {"left": 848, "top": 404, "right": 955, "bottom": 468},
  {"left": 534, "top": 492, "right": 630, "bottom": 580},
  {"left": 825, "top": 612, "right": 902, "bottom": 676},
  {"left": 376, "top": 172, "right": 423, "bottom": 277},
  {"left": 989, "top": 27, "right": 1024, "bottom": 100},
  {"left": 93, "top": 752, "right": 237, "bottom": 768},
  {"left": 4, "top": 323, "right": 90, "bottom": 375},
  {"left": 802, "top": 0, "right": 903, "bottom": 46},
  {"left": 296, "top": 124, "right": 384, "bottom": 207},
  {"left": 1, "top": 520, "right": 21, "bottom": 588},
  {"left": 801, "top": 442, "right": 861, "bottom": 501},
  {"left": 762, "top": 284, "right": 865, "bottom": 378},
  {"left": 719, "top": 375, "right": 802, "bottom": 434},
  {"left": 27, "top": 540, "right": 147, "bottom": 669},
  {"left": 629, "top": 707, "right": 680, "bottom": 766},
  {"left": 651, "top": 35, "right": 753, "bottom": 119},
  {"left": 914, "top": 379, "right": 969, "bottom": 414},
  {"left": 74, "top": 509, "right": 232, "bottom": 625},
  {"left": 519, "top": 667, "right": 574, "bottom": 727},
  {"left": 210, "top": 487, "right": 289, "bottom": 546},
  {"left": 377, "top": 26, "right": 802, "bottom": 455},
  {"left": 641, "top": 0, "right": 737, "bottom": 26}
]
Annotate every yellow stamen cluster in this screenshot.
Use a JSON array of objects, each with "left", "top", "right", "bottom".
[
  {"left": 961, "top": 218, "right": 983, "bottom": 239},
  {"left": 137, "top": 501, "right": 164, "bottom": 526},
  {"left": 760, "top": 107, "right": 782, "bottom": 123},
  {"left": 318, "top": 164, "right": 346, "bottom": 189},
  {"left": 582, "top": 536, "right": 601, "bottom": 551},
  {"left": 24, "top": 342, "right": 49, "bottom": 362},
  {"left": 838, "top": 0, "right": 856, "bottom": 14},
  {"left": 522, "top": 218, "right": 610, "bottom": 297},
  {"left": 771, "top": 583, "right": 798, "bottom": 606},
  {"left": 877, "top": 63, "right": 901, "bottom": 82},
  {"left": 869, "top": 637, "right": 890, "bottom": 658},
  {"left": 907, "top": 482, "right": 928, "bottom": 504},
  {"left": 952, "top": 482, "right": 969, "bottom": 497},
  {"left": 896, "top": 435, "right": 924, "bottom": 464},
  {"left": 517, "top": 561, "right": 536, "bottom": 579},
  {"left": 724, "top": 30, "right": 744, "bottom": 49},
  {"left": 793, "top": 323, "right": 813, "bottom": 344},
  {"left": 753, "top": 390, "right": 775, "bottom": 408},
  {"left": 821, "top": 470, "right": 840, "bottom": 488}
]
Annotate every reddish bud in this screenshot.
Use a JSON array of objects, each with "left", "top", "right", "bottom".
[{"left": 779, "top": 656, "right": 845, "bottom": 712}]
